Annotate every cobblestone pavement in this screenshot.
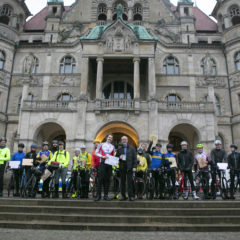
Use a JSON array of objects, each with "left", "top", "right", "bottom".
[{"left": 0, "top": 229, "right": 239, "bottom": 240}]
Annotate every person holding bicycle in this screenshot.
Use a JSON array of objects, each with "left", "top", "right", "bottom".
[
  {"left": 164, "top": 144, "right": 178, "bottom": 199},
  {"left": 10, "top": 143, "right": 25, "bottom": 197},
  {"left": 177, "top": 141, "right": 199, "bottom": 200},
  {"left": 227, "top": 144, "right": 240, "bottom": 200},
  {"left": 0, "top": 137, "right": 11, "bottom": 197},
  {"left": 194, "top": 144, "right": 210, "bottom": 199},
  {"left": 136, "top": 148, "right": 148, "bottom": 199},
  {"left": 48, "top": 141, "right": 70, "bottom": 199},
  {"left": 37, "top": 141, "right": 53, "bottom": 198},
  {"left": 210, "top": 140, "right": 227, "bottom": 199}
]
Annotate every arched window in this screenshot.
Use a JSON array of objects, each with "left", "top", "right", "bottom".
[
  {"left": 27, "top": 93, "right": 34, "bottom": 101},
  {"left": 0, "top": 51, "right": 5, "bottom": 70},
  {"left": 102, "top": 81, "right": 133, "bottom": 99},
  {"left": 112, "top": 13, "right": 128, "bottom": 21},
  {"left": 0, "top": 4, "right": 12, "bottom": 25},
  {"left": 204, "top": 95, "right": 221, "bottom": 116},
  {"left": 98, "top": 3, "right": 107, "bottom": 14},
  {"left": 57, "top": 93, "right": 73, "bottom": 101},
  {"left": 32, "top": 57, "right": 39, "bottom": 74},
  {"left": 234, "top": 51, "right": 240, "bottom": 71},
  {"left": 164, "top": 94, "right": 181, "bottom": 102},
  {"left": 201, "top": 58, "right": 217, "bottom": 75},
  {"left": 133, "top": 4, "right": 142, "bottom": 23},
  {"left": 163, "top": 56, "right": 180, "bottom": 75},
  {"left": 97, "top": 3, "right": 107, "bottom": 25},
  {"left": 60, "top": 56, "right": 76, "bottom": 74},
  {"left": 230, "top": 6, "right": 240, "bottom": 26}
]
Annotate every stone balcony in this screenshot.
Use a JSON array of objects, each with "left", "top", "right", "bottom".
[{"left": 22, "top": 100, "right": 77, "bottom": 112}]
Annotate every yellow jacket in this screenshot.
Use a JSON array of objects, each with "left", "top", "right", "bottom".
[
  {"left": 48, "top": 150, "right": 70, "bottom": 168},
  {"left": 79, "top": 152, "right": 91, "bottom": 170},
  {"left": 0, "top": 147, "right": 11, "bottom": 165},
  {"left": 137, "top": 155, "right": 148, "bottom": 172},
  {"left": 72, "top": 154, "right": 90, "bottom": 170}
]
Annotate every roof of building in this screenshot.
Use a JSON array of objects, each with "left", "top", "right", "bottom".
[{"left": 24, "top": 4, "right": 218, "bottom": 32}]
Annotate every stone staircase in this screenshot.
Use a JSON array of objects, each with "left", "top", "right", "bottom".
[{"left": 0, "top": 198, "right": 240, "bottom": 232}]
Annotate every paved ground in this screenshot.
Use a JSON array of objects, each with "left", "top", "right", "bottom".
[{"left": 0, "top": 229, "right": 239, "bottom": 240}]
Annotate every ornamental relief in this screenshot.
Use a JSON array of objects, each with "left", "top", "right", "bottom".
[
  {"left": 196, "top": 76, "right": 227, "bottom": 88},
  {"left": 50, "top": 75, "right": 81, "bottom": 87},
  {"left": 229, "top": 72, "right": 240, "bottom": 88},
  {"left": 11, "top": 76, "right": 41, "bottom": 87}
]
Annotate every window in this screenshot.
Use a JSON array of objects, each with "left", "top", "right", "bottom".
[
  {"left": 165, "top": 94, "right": 181, "bottom": 102},
  {"left": 184, "top": 7, "right": 189, "bottom": 16},
  {"left": 133, "top": 4, "right": 142, "bottom": 23},
  {"left": 60, "top": 56, "right": 76, "bottom": 74},
  {"left": 0, "top": 51, "right": 5, "bottom": 70},
  {"left": 163, "top": 56, "right": 179, "bottom": 75},
  {"left": 27, "top": 93, "right": 34, "bottom": 101},
  {"left": 57, "top": 93, "right": 73, "bottom": 101},
  {"left": 0, "top": 4, "right": 12, "bottom": 25},
  {"left": 98, "top": 4, "right": 107, "bottom": 14},
  {"left": 32, "top": 57, "right": 39, "bottom": 74},
  {"left": 234, "top": 52, "right": 240, "bottom": 71},
  {"left": 201, "top": 58, "right": 217, "bottom": 75},
  {"left": 204, "top": 95, "right": 221, "bottom": 116},
  {"left": 97, "top": 3, "right": 107, "bottom": 24},
  {"left": 102, "top": 81, "right": 133, "bottom": 100},
  {"left": 17, "top": 96, "right": 22, "bottom": 114},
  {"left": 230, "top": 6, "right": 240, "bottom": 26}
]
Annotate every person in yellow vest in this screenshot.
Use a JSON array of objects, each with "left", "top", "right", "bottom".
[
  {"left": 136, "top": 148, "right": 148, "bottom": 199},
  {"left": 48, "top": 141, "right": 70, "bottom": 199},
  {"left": 0, "top": 137, "right": 11, "bottom": 197},
  {"left": 79, "top": 145, "right": 91, "bottom": 198},
  {"left": 71, "top": 148, "right": 81, "bottom": 198}
]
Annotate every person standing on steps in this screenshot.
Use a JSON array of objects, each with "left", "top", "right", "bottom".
[
  {"left": 51, "top": 140, "right": 58, "bottom": 155},
  {"left": 116, "top": 136, "right": 137, "bottom": 201},
  {"left": 177, "top": 141, "right": 199, "bottom": 200},
  {"left": 48, "top": 141, "right": 70, "bottom": 199},
  {"left": 94, "top": 134, "right": 115, "bottom": 201},
  {"left": 0, "top": 137, "right": 10, "bottom": 197}
]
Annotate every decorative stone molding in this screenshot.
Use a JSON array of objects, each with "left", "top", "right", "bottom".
[
  {"left": 229, "top": 72, "right": 240, "bottom": 88},
  {"left": 50, "top": 75, "right": 81, "bottom": 87},
  {"left": 196, "top": 76, "right": 227, "bottom": 88}
]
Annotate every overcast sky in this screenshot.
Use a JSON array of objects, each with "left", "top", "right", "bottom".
[{"left": 25, "top": 0, "right": 217, "bottom": 19}]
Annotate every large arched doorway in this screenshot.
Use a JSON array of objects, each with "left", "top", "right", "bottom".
[
  {"left": 95, "top": 122, "right": 139, "bottom": 148},
  {"left": 34, "top": 122, "right": 66, "bottom": 147},
  {"left": 168, "top": 123, "right": 200, "bottom": 153}
]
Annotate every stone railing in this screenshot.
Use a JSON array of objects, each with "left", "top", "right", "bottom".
[
  {"left": 96, "top": 99, "right": 136, "bottom": 110},
  {"left": 158, "top": 101, "right": 214, "bottom": 112},
  {"left": 22, "top": 100, "right": 77, "bottom": 111}
]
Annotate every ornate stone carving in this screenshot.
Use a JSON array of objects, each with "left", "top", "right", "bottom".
[
  {"left": 23, "top": 53, "right": 35, "bottom": 76},
  {"left": 196, "top": 76, "right": 226, "bottom": 88},
  {"left": 202, "top": 52, "right": 214, "bottom": 77},
  {"left": 50, "top": 75, "right": 80, "bottom": 87},
  {"left": 229, "top": 73, "right": 240, "bottom": 88},
  {"left": 0, "top": 71, "right": 7, "bottom": 84}
]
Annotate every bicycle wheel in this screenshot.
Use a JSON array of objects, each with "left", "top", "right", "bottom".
[
  {"left": 163, "top": 178, "right": 172, "bottom": 200},
  {"left": 146, "top": 178, "right": 155, "bottom": 200},
  {"left": 199, "top": 178, "right": 207, "bottom": 200},
  {"left": 221, "top": 177, "right": 229, "bottom": 200},
  {"left": 7, "top": 173, "right": 14, "bottom": 197},
  {"left": 77, "top": 174, "right": 81, "bottom": 198},
  {"left": 20, "top": 177, "right": 26, "bottom": 198},
  {"left": 66, "top": 177, "right": 73, "bottom": 198}
]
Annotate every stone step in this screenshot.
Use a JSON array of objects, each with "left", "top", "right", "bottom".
[
  {"left": 0, "top": 212, "right": 240, "bottom": 224},
  {"left": 1, "top": 205, "right": 240, "bottom": 216},
  {"left": 1, "top": 198, "right": 240, "bottom": 209},
  {"left": 0, "top": 220, "right": 239, "bottom": 232}
]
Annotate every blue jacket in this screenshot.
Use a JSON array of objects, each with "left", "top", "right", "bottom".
[
  {"left": 164, "top": 152, "right": 177, "bottom": 170},
  {"left": 151, "top": 151, "right": 163, "bottom": 169},
  {"left": 11, "top": 151, "right": 26, "bottom": 167}
]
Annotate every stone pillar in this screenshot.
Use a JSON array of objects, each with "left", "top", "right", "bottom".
[
  {"left": 107, "top": 8, "right": 112, "bottom": 21},
  {"left": 80, "top": 57, "right": 89, "bottom": 96},
  {"left": 96, "top": 57, "right": 104, "bottom": 99},
  {"left": 148, "top": 57, "right": 156, "bottom": 99},
  {"left": 22, "top": 81, "right": 29, "bottom": 103},
  {"left": 128, "top": 8, "right": 133, "bottom": 22},
  {"left": 133, "top": 57, "right": 140, "bottom": 99},
  {"left": 42, "top": 53, "right": 52, "bottom": 100}
]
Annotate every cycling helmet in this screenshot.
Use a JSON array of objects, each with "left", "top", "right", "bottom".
[
  {"left": 52, "top": 140, "right": 58, "bottom": 144},
  {"left": 75, "top": 148, "right": 81, "bottom": 153},
  {"left": 31, "top": 144, "right": 37, "bottom": 149},
  {"left": 156, "top": 142, "right": 162, "bottom": 147},
  {"left": 196, "top": 144, "right": 203, "bottom": 149},
  {"left": 214, "top": 140, "right": 222, "bottom": 145},
  {"left": 58, "top": 141, "right": 64, "bottom": 146},
  {"left": 18, "top": 143, "right": 25, "bottom": 148},
  {"left": 42, "top": 141, "right": 49, "bottom": 146},
  {"left": 80, "top": 144, "right": 86, "bottom": 149},
  {"left": 230, "top": 144, "right": 238, "bottom": 150},
  {"left": 166, "top": 144, "right": 174, "bottom": 149},
  {"left": 137, "top": 148, "right": 143, "bottom": 154},
  {"left": 181, "top": 141, "right": 188, "bottom": 146},
  {"left": 0, "top": 137, "right": 7, "bottom": 142}
]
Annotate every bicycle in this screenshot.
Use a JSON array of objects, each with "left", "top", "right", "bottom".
[
  {"left": 145, "top": 169, "right": 155, "bottom": 200},
  {"left": 161, "top": 166, "right": 172, "bottom": 200},
  {"left": 133, "top": 171, "right": 146, "bottom": 200},
  {"left": 19, "top": 167, "right": 28, "bottom": 198},
  {"left": 176, "top": 171, "right": 194, "bottom": 200},
  {"left": 112, "top": 168, "right": 121, "bottom": 199},
  {"left": 195, "top": 169, "right": 210, "bottom": 199},
  {"left": 7, "top": 168, "right": 17, "bottom": 197},
  {"left": 219, "top": 169, "right": 230, "bottom": 200},
  {"left": 89, "top": 168, "right": 98, "bottom": 199}
]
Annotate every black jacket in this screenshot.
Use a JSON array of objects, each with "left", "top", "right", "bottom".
[
  {"left": 177, "top": 150, "right": 194, "bottom": 172},
  {"left": 25, "top": 151, "right": 37, "bottom": 166},
  {"left": 210, "top": 148, "right": 227, "bottom": 167},
  {"left": 228, "top": 151, "right": 240, "bottom": 170},
  {"left": 116, "top": 144, "right": 137, "bottom": 171}
]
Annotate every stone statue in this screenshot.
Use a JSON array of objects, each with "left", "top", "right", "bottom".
[
  {"left": 117, "top": 4, "right": 123, "bottom": 19},
  {"left": 23, "top": 53, "right": 35, "bottom": 75},
  {"left": 203, "top": 52, "right": 214, "bottom": 76}
]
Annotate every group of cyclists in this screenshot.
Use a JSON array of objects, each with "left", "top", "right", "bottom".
[{"left": 0, "top": 134, "right": 239, "bottom": 201}]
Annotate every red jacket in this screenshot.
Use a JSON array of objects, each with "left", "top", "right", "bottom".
[{"left": 91, "top": 149, "right": 100, "bottom": 168}]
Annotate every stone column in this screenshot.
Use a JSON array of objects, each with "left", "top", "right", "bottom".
[
  {"left": 133, "top": 57, "right": 140, "bottom": 99},
  {"left": 128, "top": 8, "right": 133, "bottom": 22},
  {"left": 148, "top": 57, "right": 156, "bottom": 99},
  {"left": 96, "top": 57, "right": 104, "bottom": 99},
  {"left": 107, "top": 8, "right": 112, "bottom": 21},
  {"left": 80, "top": 57, "right": 89, "bottom": 96}
]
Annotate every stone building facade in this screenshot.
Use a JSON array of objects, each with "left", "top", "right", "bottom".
[{"left": 0, "top": 0, "right": 240, "bottom": 155}]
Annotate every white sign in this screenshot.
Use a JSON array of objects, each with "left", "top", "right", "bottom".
[
  {"left": 105, "top": 156, "right": 119, "bottom": 167},
  {"left": 9, "top": 161, "right": 21, "bottom": 169},
  {"left": 217, "top": 163, "right": 228, "bottom": 170}
]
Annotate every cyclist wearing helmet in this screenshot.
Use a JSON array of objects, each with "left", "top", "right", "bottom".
[
  {"left": 10, "top": 143, "right": 25, "bottom": 197},
  {"left": 36, "top": 141, "right": 53, "bottom": 198},
  {"left": 136, "top": 148, "right": 148, "bottom": 199},
  {"left": 164, "top": 144, "right": 178, "bottom": 199},
  {"left": 71, "top": 148, "right": 81, "bottom": 198},
  {"left": 0, "top": 137, "right": 10, "bottom": 197},
  {"left": 194, "top": 144, "right": 210, "bottom": 199},
  {"left": 177, "top": 141, "right": 199, "bottom": 200},
  {"left": 227, "top": 144, "right": 240, "bottom": 199},
  {"left": 51, "top": 140, "right": 58, "bottom": 154},
  {"left": 210, "top": 140, "right": 227, "bottom": 199}
]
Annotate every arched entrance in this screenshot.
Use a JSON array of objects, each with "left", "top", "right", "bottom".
[
  {"left": 95, "top": 122, "right": 139, "bottom": 148},
  {"left": 168, "top": 123, "right": 200, "bottom": 153},
  {"left": 34, "top": 122, "right": 66, "bottom": 147}
]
